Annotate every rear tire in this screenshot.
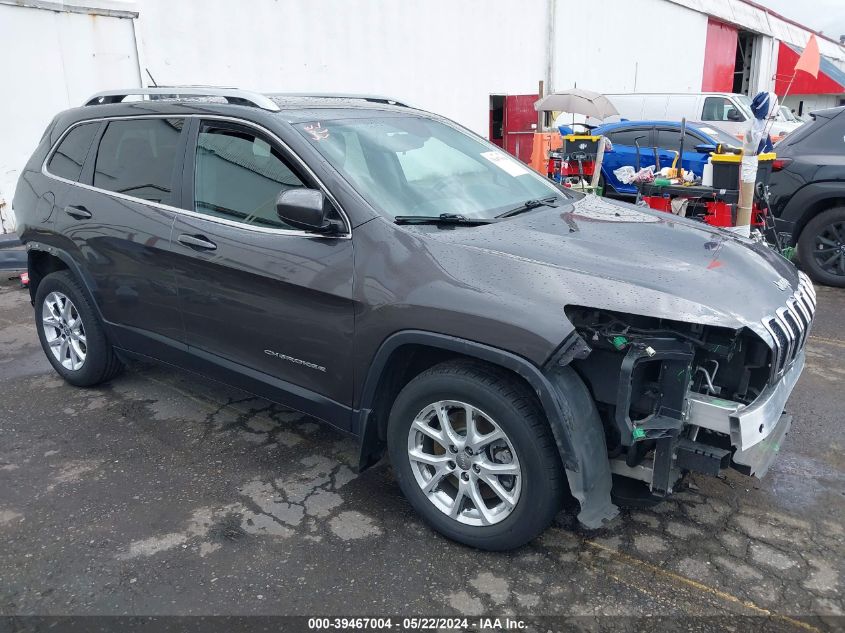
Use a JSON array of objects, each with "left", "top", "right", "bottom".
[
  {"left": 797, "top": 207, "right": 845, "bottom": 287},
  {"left": 387, "top": 360, "right": 563, "bottom": 550},
  {"left": 34, "top": 271, "right": 123, "bottom": 386}
]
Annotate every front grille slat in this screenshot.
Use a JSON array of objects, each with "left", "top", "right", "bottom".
[{"left": 764, "top": 276, "right": 816, "bottom": 381}]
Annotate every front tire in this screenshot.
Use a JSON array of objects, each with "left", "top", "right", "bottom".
[
  {"left": 798, "top": 206, "right": 845, "bottom": 287},
  {"left": 34, "top": 271, "right": 123, "bottom": 386},
  {"left": 387, "top": 360, "right": 564, "bottom": 550}
]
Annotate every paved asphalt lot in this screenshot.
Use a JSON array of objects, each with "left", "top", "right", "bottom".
[{"left": 0, "top": 272, "right": 843, "bottom": 631}]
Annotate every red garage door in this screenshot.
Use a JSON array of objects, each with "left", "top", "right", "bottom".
[
  {"left": 503, "top": 94, "right": 538, "bottom": 164},
  {"left": 702, "top": 19, "right": 738, "bottom": 92}
]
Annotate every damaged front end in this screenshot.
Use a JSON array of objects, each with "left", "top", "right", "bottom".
[{"left": 559, "top": 272, "right": 816, "bottom": 511}]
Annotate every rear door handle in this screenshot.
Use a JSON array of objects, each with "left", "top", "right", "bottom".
[
  {"left": 177, "top": 234, "right": 217, "bottom": 251},
  {"left": 65, "top": 205, "right": 92, "bottom": 220}
]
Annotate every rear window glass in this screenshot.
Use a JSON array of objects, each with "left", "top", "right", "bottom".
[
  {"left": 606, "top": 128, "right": 650, "bottom": 146},
  {"left": 47, "top": 123, "right": 99, "bottom": 182},
  {"left": 93, "top": 118, "right": 184, "bottom": 204},
  {"left": 777, "top": 116, "right": 824, "bottom": 149},
  {"left": 656, "top": 129, "right": 704, "bottom": 150}
]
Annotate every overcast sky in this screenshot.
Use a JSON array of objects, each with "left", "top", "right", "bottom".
[{"left": 756, "top": 0, "right": 845, "bottom": 41}]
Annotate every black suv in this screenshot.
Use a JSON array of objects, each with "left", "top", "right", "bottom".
[
  {"left": 14, "top": 88, "right": 814, "bottom": 550},
  {"left": 769, "top": 105, "right": 845, "bottom": 287}
]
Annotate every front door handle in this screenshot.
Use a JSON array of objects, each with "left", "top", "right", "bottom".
[
  {"left": 65, "top": 205, "right": 92, "bottom": 220},
  {"left": 177, "top": 234, "right": 217, "bottom": 251}
]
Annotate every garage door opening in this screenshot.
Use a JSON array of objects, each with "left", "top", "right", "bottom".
[
  {"left": 489, "top": 95, "right": 505, "bottom": 147},
  {"left": 733, "top": 29, "right": 756, "bottom": 94}
]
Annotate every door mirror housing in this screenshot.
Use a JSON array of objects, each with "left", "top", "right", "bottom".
[
  {"left": 275, "top": 189, "right": 341, "bottom": 234},
  {"left": 694, "top": 143, "right": 717, "bottom": 153},
  {"left": 726, "top": 108, "right": 744, "bottom": 122}
]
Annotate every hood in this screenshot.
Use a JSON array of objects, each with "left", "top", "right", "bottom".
[{"left": 408, "top": 195, "right": 800, "bottom": 338}]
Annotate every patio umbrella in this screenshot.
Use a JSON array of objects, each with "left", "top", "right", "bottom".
[{"left": 534, "top": 89, "right": 618, "bottom": 119}]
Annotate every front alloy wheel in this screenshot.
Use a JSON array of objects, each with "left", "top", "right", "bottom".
[
  {"left": 407, "top": 400, "right": 521, "bottom": 526},
  {"left": 41, "top": 291, "right": 87, "bottom": 370},
  {"left": 388, "top": 360, "right": 564, "bottom": 550}
]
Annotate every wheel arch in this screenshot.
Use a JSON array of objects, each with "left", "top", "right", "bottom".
[
  {"left": 783, "top": 182, "right": 845, "bottom": 242},
  {"left": 26, "top": 245, "right": 102, "bottom": 320},
  {"left": 354, "top": 330, "right": 618, "bottom": 528},
  {"left": 355, "top": 330, "right": 572, "bottom": 456}
]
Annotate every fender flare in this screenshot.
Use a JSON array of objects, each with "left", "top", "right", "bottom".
[
  {"left": 355, "top": 330, "right": 618, "bottom": 528},
  {"left": 781, "top": 181, "right": 845, "bottom": 239},
  {"left": 25, "top": 242, "right": 103, "bottom": 320}
]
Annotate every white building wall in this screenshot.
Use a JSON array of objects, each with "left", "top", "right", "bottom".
[
  {"left": 2, "top": 0, "right": 843, "bottom": 230},
  {"left": 0, "top": 2, "right": 141, "bottom": 230},
  {"left": 782, "top": 94, "right": 841, "bottom": 114},
  {"left": 134, "top": 0, "right": 548, "bottom": 138},
  {"left": 550, "top": 0, "right": 707, "bottom": 94}
]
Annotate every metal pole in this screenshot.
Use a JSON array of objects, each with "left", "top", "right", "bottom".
[{"left": 538, "top": 80, "right": 545, "bottom": 131}]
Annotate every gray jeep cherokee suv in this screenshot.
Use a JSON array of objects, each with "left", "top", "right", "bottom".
[{"left": 13, "top": 88, "right": 814, "bottom": 550}]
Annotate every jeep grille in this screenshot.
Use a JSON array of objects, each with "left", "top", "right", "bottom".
[{"left": 763, "top": 271, "right": 816, "bottom": 379}]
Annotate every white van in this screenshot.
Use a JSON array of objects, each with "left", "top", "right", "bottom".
[{"left": 604, "top": 92, "right": 798, "bottom": 140}]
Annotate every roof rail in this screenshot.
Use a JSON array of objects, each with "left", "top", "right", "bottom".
[
  {"left": 269, "top": 93, "right": 412, "bottom": 107},
  {"left": 84, "top": 87, "right": 281, "bottom": 112}
]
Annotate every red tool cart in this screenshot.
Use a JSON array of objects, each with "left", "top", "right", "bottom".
[
  {"left": 548, "top": 134, "right": 602, "bottom": 189},
  {"left": 637, "top": 183, "right": 740, "bottom": 228}
]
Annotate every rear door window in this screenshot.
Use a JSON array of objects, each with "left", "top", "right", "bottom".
[
  {"left": 655, "top": 129, "right": 705, "bottom": 150},
  {"left": 47, "top": 123, "right": 99, "bottom": 182},
  {"left": 93, "top": 118, "right": 184, "bottom": 204},
  {"left": 606, "top": 128, "right": 650, "bottom": 146}
]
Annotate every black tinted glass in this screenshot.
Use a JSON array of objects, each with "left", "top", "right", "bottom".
[
  {"left": 47, "top": 123, "right": 98, "bottom": 182},
  {"left": 606, "top": 128, "right": 649, "bottom": 146},
  {"left": 93, "top": 118, "right": 184, "bottom": 204},
  {"left": 655, "top": 129, "right": 704, "bottom": 150},
  {"left": 193, "top": 123, "right": 306, "bottom": 229}
]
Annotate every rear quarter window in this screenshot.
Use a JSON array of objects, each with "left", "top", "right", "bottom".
[{"left": 46, "top": 123, "right": 99, "bottom": 182}]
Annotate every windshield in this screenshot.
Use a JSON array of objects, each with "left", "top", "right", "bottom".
[{"left": 295, "top": 116, "right": 566, "bottom": 219}]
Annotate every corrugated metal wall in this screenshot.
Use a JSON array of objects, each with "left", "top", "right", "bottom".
[{"left": 551, "top": 0, "right": 708, "bottom": 94}]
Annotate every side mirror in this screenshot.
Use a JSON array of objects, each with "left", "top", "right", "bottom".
[
  {"left": 275, "top": 189, "right": 340, "bottom": 234},
  {"left": 694, "top": 143, "right": 717, "bottom": 153},
  {"left": 726, "top": 109, "right": 743, "bottom": 122}
]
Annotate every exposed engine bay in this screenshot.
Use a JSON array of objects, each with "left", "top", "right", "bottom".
[{"left": 564, "top": 306, "right": 781, "bottom": 498}]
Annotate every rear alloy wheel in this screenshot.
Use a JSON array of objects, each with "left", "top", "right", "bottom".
[
  {"left": 798, "top": 206, "right": 845, "bottom": 287},
  {"left": 34, "top": 270, "right": 123, "bottom": 386},
  {"left": 41, "top": 291, "right": 87, "bottom": 371},
  {"left": 388, "top": 360, "right": 564, "bottom": 550}
]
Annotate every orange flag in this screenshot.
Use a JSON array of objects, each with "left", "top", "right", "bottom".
[{"left": 794, "top": 34, "right": 821, "bottom": 79}]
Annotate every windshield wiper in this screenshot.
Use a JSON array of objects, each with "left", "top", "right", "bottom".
[
  {"left": 394, "top": 213, "right": 495, "bottom": 226},
  {"left": 496, "top": 197, "right": 559, "bottom": 219}
]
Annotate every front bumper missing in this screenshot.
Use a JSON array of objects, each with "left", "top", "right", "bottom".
[
  {"left": 686, "top": 350, "right": 804, "bottom": 452},
  {"left": 609, "top": 350, "right": 803, "bottom": 488}
]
